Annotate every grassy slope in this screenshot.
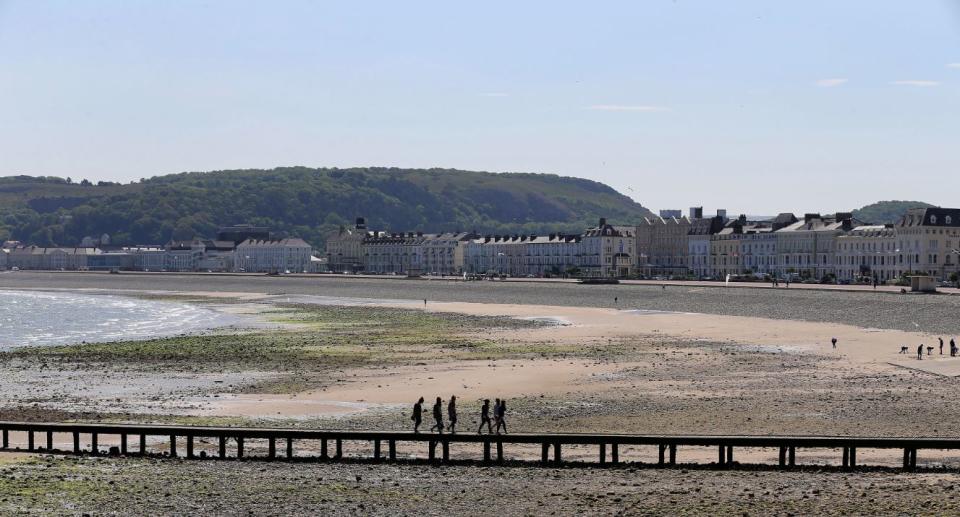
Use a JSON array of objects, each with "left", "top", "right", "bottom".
[
  {"left": 0, "top": 167, "right": 652, "bottom": 246},
  {"left": 852, "top": 200, "right": 934, "bottom": 224}
]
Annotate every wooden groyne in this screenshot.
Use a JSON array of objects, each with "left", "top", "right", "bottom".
[{"left": 0, "top": 421, "right": 949, "bottom": 470}]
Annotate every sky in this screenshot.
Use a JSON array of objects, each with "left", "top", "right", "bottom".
[{"left": 0, "top": 1, "right": 958, "bottom": 215}]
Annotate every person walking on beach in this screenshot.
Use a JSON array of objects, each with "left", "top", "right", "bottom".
[
  {"left": 412, "top": 397, "right": 424, "bottom": 433},
  {"left": 952, "top": 338, "right": 957, "bottom": 357},
  {"left": 478, "top": 399, "right": 493, "bottom": 434},
  {"left": 495, "top": 399, "right": 508, "bottom": 435},
  {"left": 939, "top": 337, "right": 944, "bottom": 355},
  {"left": 831, "top": 337, "right": 837, "bottom": 349},
  {"left": 447, "top": 395, "right": 457, "bottom": 434},
  {"left": 430, "top": 396, "right": 444, "bottom": 433},
  {"left": 917, "top": 344, "right": 924, "bottom": 360},
  {"left": 492, "top": 398, "right": 502, "bottom": 432}
]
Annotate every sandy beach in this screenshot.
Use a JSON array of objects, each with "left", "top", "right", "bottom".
[{"left": 3, "top": 276, "right": 960, "bottom": 514}]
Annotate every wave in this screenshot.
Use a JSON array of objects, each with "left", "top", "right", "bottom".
[{"left": 0, "top": 290, "right": 241, "bottom": 349}]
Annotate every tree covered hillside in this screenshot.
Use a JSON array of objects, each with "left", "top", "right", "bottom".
[
  {"left": 0, "top": 167, "right": 652, "bottom": 247},
  {"left": 852, "top": 200, "right": 935, "bottom": 225}
]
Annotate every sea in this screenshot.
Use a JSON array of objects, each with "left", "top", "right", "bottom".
[{"left": 0, "top": 290, "right": 241, "bottom": 349}]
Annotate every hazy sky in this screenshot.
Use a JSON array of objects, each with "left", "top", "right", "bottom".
[{"left": 1, "top": 1, "right": 958, "bottom": 215}]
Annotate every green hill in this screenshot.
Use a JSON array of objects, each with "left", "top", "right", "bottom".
[
  {"left": 0, "top": 167, "right": 652, "bottom": 247},
  {"left": 852, "top": 200, "right": 935, "bottom": 225}
]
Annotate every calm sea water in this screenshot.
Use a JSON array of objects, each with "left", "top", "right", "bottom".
[{"left": 0, "top": 290, "right": 240, "bottom": 349}]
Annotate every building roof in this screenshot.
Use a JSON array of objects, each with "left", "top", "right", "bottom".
[
  {"left": 238, "top": 238, "right": 311, "bottom": 247},
  {"left": 898, "top": 207, "right": 960, "bottom": 228}
]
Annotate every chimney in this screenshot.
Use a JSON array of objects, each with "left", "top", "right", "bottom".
[
  {"left": 716, "top": 209, "right": 727, "bottom": 221},
  {"left": 599, "top": 217, "right": 607, "bottom": 227},
  {"left": 842, "top": 219, "right": 853, "bottom": 231},
  {"left": 355, "top": 217, "right": 366, "bottom": 229},
  {"left": 690, "top": 207, "right": 703, "bottom": 219}
]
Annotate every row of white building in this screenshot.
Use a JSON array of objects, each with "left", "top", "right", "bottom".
[
  {"left": 325, "top": 217, "right": 635, "bottom": 277},
  {"left": 325, "top": 207, "right": 960, "bottom": 282},
  {"left": 1, "top": 226, "right": 319, "bottom": 273}
]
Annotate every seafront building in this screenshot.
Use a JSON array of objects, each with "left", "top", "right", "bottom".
[
  {"left": 0, "top": 225, "right": 320, "bottom": 273},
  {"left": 2, "top": 207, "right": 960, "bottom": 282}
]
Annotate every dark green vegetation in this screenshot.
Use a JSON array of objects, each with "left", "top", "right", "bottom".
[
  {"left": 0, "top": 305, "right": 542, "bottom": 394},
  {"left": 0, "top": 168, "right": 652, "bottom": 246},
  {"left": 852, "top": 200, "right": 934, "bottom": 224}
]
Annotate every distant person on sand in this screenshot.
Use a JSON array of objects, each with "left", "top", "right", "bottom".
[
  {"left": 831, "top": 337, "right": 837, "bottom": 349},
  {"left": 447, "top": 395, "right": 457, "bottom": 433},
  {"left": 951, "top": 338, "right": 957, "bottom": 357},
  {"left": 478, "top": 399, "right": 493, "bottom": 434},
  {"left": 495, "top": 399, "right": 508, "bottom": 434},
  {"left": 424, "top": 299, "right": 427, "bottom": 307},
  {"left": 430, "top": 396, "right": 444, "bottom": 433},
  {"left": 939, "top": 337, "right": 944, "bottom": 355},
  {"left": 412, "top": 397, "right": 424, "bottom": 433},
  {"left": 917, "top": 344, "right": 924, "bottom": 360}
]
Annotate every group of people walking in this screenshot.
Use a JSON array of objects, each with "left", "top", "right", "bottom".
[{"left": 411, "top": 396, "right": 507, "bottom": 435}]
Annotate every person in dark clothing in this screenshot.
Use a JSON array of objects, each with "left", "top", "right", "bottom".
[
  {"left": 831, "top": 337, "right": 837, "bottom": 349},
  {"left": 478, "top": 399, "right": 493, "bottom": 434},
  {"left": 447, "top": 395, "right": 457, "bottom": 434},
  {"left": 951, "top": 338, "right": 957, "bottom": 357},
  {"left": 412, "top": 397, "right": 424, "bottom": 433},
  {"left": 917, "top": 344, "right": 924, "bottom": 360},
  {"left": 430, "top": 397, "right": 444, "bottom": 433},
  {"left": 495, "top": 399, "right": 508, "bottom": 435},
  {"left": 940, "top": 337, "right": 944, "bottom": 355}
]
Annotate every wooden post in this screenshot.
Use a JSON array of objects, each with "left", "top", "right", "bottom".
[
  {"left": 91, "top": 433, "right": 98, "bottom": 455},
  {"left": 268, "top": 437, "right": 276, "bottom": 459},
  {"left": 287, "top": 438, "right": 293, "bottom": 459},
  {"left": 442, "top": 441, "right": 450, "bottom": 462},
  {"left": 187, "top": 436, "right": 194, "bottom": 459},
  {"left": 842, "top": 447, "right": 849, "bottom": 468},
  {"left": 726, "top": 445, "right": 733, "bottom": 464},
  {"left": 541, "top": 443, "right": 549, "bottom": 464},
  {"left": 336, "top": 439, "right": 342, "bottom": 459},
  {"left": 321, "top": 439, "right": 328, "bottom": 459},
  {"left": 554, "top": 442, "right": 562, "bottom": 464},
  {"left": 73, "top": 432, "right": 80, "bottom": 454},
  {"left": 658, "top": 444, "right": 666, "bottom": 465},
  {"left": 778, "top": 446, "right": 786, "bottom": 467},
  {"left": 496, "top": 441, "right": 503, "bottom": 464},
  {"left": 910, "top": 448, "right": 917, "bottom": 469},
  {"left": 121, "top": 434, "right": 128, "bottom": 455},
  {"left": 237, "top": 437, "right": 244, "bottom": 458},
  {"left": 669, "top": 444, "right": 677, "bottom": 465},
  {"left": 389, "top": 440, "right": 396, "bottom": 460},
  {"left": 374, "top": 439, "right": 381, "bottom": 460},
  {"left": 139, "top": 434, "right": 146, "bottom": 456},
  {"left": 903, "top": 448, "right": 911, "bottom": 470},
  {"left": 46, "top": 431, "right": 53, "bottom": 451},
  {"left": 788, "top": 446, "right": 795, "bottom": 466},
  {"left": 219, "top": 436, "right": 226, "bottom": 459},
  {"left": 1, "top": 429, "right": 7, "bottom": 449},
  {"left": 850, "top": 447, "right": 857, "bottom": 467},
  {"left": 484, "top": 441, "right": 492, "bottom": 463},
  {"left": 600, "top": 443, "right": 607, "bottom": 465},
  {"left": 169, "top": 435, "right": 176, "bottom": 457},
  {"left": 428, "top": 441, "right": 436, "bottom": 461},
  {"left": 611, "top": 443, "right": 619, "bottom": 464},
  {"left": 717, "top": 445, "right": 724, "bottom": 465},
  {"left": 27, "top": 431, "right": 34, "bottom": 452}
]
